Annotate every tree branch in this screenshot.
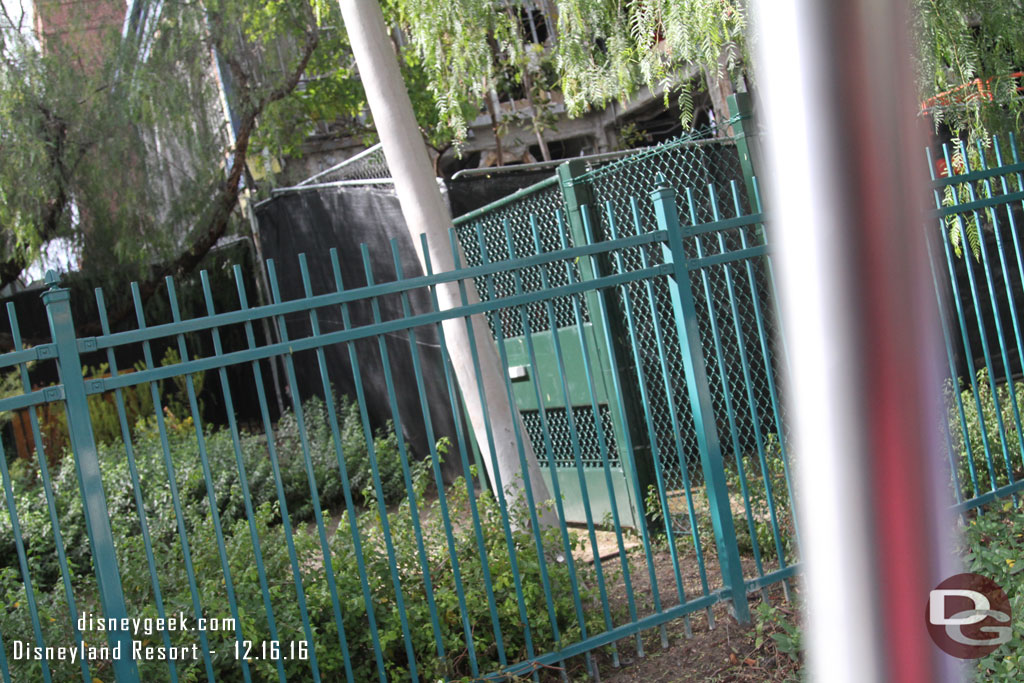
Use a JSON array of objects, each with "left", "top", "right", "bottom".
[{"left": 86, "top": 22, "right": 320, "bottom": 337}]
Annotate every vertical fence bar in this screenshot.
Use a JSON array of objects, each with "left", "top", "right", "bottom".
[
  {"left": 299, "top": 254, "right": 388, "bottom": 681},
  {"left": 264, "top": 260, "right": 355, "bottom": 681},
  {"left": 40, "top": 272, "right": 140, "bottom": 681},
  {"left": 578, "top": 206, "right": 666, "bottom": 624},
  {"left": 928, "top": 148, "right": 1002, "bottom": 490},
  {"left": 417, "top": 237, "right": 511, "bottom": 670},
  {"left": 93, "top": 291, "right": 177, "bottom": 682},
  {"left": 680, "top": 187, "right": 766, "bottom": 591},
  {"left": 489, "top": 226, "right": 567, "bottom": 671},
  {"left": 728, "top": 181, "right": 801, "bottom": 562},
  {"left": 164, "top": 277, "right": 253, "bottom": 683},
  {"left": 309, "top": 256, "right": 421, "bottom": 680},
  {"left": 0, "top": 422, "right": 51, "bottom": 683},
  {"left": 953, "top": 143, "right": 1021, "bottom": 482},
  {"left": 964, "top": 142, "right": 1024, "bottom": 476},
  {"left": 130, "top": 283, "right": 217, "bottom": 681},
  {"left": 196, "top": 272, "right": 288, "bottom": 683},
  {"left": 605, "top": 201, "right": 683, "bottom": 643},
  {"left": 462, "top": 225, "right": 541, "bottom": 679},
  {"left": 651, "top": 185, "right": 751, "bottom": 623},
  {"left": 357, "top": 245, "right": 448, "bottom": 668},
  {"left": 525, "top": 217, "right": 604, "bottom": 675},
  {"left": 230, "top": 265, "right": 322, "bottom": 681},
  {"left": 383, "top": 245, "right": 483, "bottom": 679},
  {"left": 552, "top": 211, "right": 632, "bottom": 666},
  {"left": 0, "top": 618, "right": 9, "bottom": 683},
  {"left": 942, "top": 143, "right": 1014, "bottom": 477},
  {"left": 923, "top": 206, "right": 979, "bottom": 502},
  {"left": 705, "top": 185, "right": 788, "bottom": 571}
]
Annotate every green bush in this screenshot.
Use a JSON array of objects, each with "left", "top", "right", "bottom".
[
  {"left": 0, "top": 397, "right": 598, "bottom": 681},
  {"left": 961, "top": 501, "right": 1024, "bottom": 682},
  {"left": 948, "top": 368, "right": 1024, "bottom": 499}
]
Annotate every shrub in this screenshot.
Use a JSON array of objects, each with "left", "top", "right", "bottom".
[
  {"left": 961, "top": 501, "right": 1024, "bottom": 682},
  {"left": 948, "top": 368, "right": 1024, "bottom": 500},
  {"left": 1, "top": 397, "right": 597, "bottom": 681}
]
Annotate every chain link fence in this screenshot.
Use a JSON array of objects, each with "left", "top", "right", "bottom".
[{"left": 452, "top": 119, "right": 776, "bottom": 504}]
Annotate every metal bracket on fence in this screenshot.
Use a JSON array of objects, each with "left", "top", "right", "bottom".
[
  {"left": 42, "top": 385, "right": 65, "bottom": 402},
  {"left": 34, "top": 344, "right": 56, "bottom": 360}
]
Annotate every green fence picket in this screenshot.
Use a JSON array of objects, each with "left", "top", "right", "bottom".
[
  {"left": 230, "top": 265, "right": 323, "bottom": 681},
  {"left": 93, "top": 291, "right": 177, "bottom": 682},
  {"left": 197, "top": 271, "right": 287, "bottom": 683}
]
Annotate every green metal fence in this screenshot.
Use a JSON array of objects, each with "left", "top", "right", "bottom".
[
  {"left": 0, "top": 173, "right": 797, "bottom": 681},
  {"left": 927, "top": 133, "right": 1024, "bottom": 513},
  {"left": 453, "top": 114, "right": 759, "bottom": 527}
]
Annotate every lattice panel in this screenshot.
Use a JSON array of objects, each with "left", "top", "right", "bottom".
[
  {"left": 522, "top": 405, "right": 620, "bottom": 468},
  {"left": 454, "top": 181, "right": 590, "bottom": 339}
]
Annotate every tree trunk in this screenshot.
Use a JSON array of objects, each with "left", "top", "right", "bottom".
[
  {"left": 705, "top": 44, "right": 738, "bottom": 137},
  {"left": 337, "top": 0, "right": 556, "bottom": 528},
  {"left": 484, "top": 89, "right": 505, "bottom": 166},
  {"left": 520, "top": 66, "right": 552, "bottom": 161}
]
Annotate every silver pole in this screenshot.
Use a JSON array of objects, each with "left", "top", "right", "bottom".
[{"left": 751, "top": 0, "right": 961, "bottom": 680}]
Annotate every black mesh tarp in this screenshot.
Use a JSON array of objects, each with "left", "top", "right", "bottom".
[
  {"left": 255, "top": 185, "right": 463, "bottom": 481},
  {"left": 445, "top": 169, "right": 555, "bottom": 218}
]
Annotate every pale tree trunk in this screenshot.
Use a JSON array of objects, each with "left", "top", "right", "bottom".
[
  {"left": 705, "top": 44, "right": 739, "bottom": 137},
  {"left": 337, "top": 0, "right": 557, "bottom": 528},
  {"left": 520, "top": 66, "right": 552, "bottom": 161},
  {"left": 484, "top": 89, "right": 506, "bottom": 166}
]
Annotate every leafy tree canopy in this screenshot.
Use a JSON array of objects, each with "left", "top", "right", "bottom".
[
  {"left": 392, "top": 0, "right": 747, "bottom": 144},
  {"left": 1, "top": 0, "right": 1020, "bottom": 320},
  {"left": 914, "top": 0, "right": 1024, "bottom": 143},
  {"left": 0, "top": 0, "right": 368, "bottom": 301},
  {"left": 395, "top": 0, "right": 1023, "bottom": 145}
]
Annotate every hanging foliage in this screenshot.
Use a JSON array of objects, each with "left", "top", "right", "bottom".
[
  {"left": 914, "top": 0, "right": 1024, "bottom": 144},
  {"left": 394, "top": 0, "right": 748, "bottom": 143}
]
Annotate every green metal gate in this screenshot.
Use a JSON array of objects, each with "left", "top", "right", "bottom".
[{"left": 452, "top": 115, "right": 756, "bottom": 529}]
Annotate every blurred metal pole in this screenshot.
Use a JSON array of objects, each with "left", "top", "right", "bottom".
[{"left": 750, "top": 1, "right": 962, "bottom": 681}]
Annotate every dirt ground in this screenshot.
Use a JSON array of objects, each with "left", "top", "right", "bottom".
[
  {"left": 596, "top": 597, "right": 801, "bottom": 683},
  {"left": 570, "top": 531, "right": 803, "bottom": 682}
]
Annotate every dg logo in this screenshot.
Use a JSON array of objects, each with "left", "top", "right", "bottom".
[{"left": 926, "top": 573, "right": 1013, "bottom": 658}]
